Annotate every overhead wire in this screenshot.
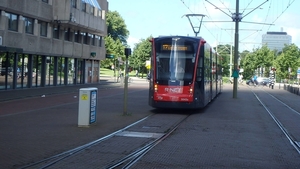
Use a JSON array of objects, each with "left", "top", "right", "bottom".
[
  {"left": 179, "top": 0, "right": 219, "bottom": 41},
  {"left": 218, "top": 0, "right": 233, "bottom": 15},
  {"left": 250, "top": 0, "right": 272, "bottom": 49},
  {"left": 180, "top": 0, "right": 295, "bottom": 52},
  {"left": 202, "top": 0, "right": 223, "bottom": 41},
  {"left": 240, "top": 0, "right": 254, "bottom": 15},
  {"left": 246, "top": 0, "right": 295, "bottom": 50},
  {"left": 266, "top": 0, "right": 295, "bottom": 31}
]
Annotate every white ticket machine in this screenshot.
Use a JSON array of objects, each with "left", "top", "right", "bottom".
[{"left": 78, "top": 87, "right": 98, "bottom": 127}]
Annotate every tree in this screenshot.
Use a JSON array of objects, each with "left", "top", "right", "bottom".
[
  {"left": 102, "top": 11, "right": 130, "bottom": 70},
  {"left": 240, "top": 45, "right": 275, "bottom": 80},
  {"left": 130, "top": 37, "right": 152, "bottom": 77},
  {"left": 215, "top": 44, "right": 233, "bottom": 77},
  {"left": 101, "top": 36, "right": 126, "bottom": 70},
  {"left": 274, "top": 44, "right": 300, "bottom": 82},
  {"left": 106, "top": 11, "right": 129, "bottom": 44}
]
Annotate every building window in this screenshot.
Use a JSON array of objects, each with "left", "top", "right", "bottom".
[
  {"left": 25, "top": 17, "right": 34, "bottom": 34},
  {"left": 82, "top": 32, "right": 87, "bottom": 44},
  {"left": 98, "top": 10, "right": 102, "bottom": 18},
  {"left": 92, "top": 35, "right": 96, "bottom": 46},
  {"left": 98, "top": 36, "right": 102, "bottom": 47},
  {"left": 81, "top": 1, "right": 86, "bottom": 12},
  {"left": 87, "top": 33, "right": 93, "bottom": 45},
  {"left": 74, "top": 31, "right": 80, "bottom": 43},
  {"left": 40, "top": 21, "right": 47, "bottom": 37},
  {"left": 5, "top": 12, "right": 18, "bottom": 31},
  {"left": 91, "top": 6, "right": 95, "bottom": 15},
  {"left": 42, "top": 0, "right": 48, "bottom": 3},
  {"left": 71, "top": 0, "right": 77, "bottom": 8},
  {"left": 53, "top": 26, "right": 59, "bottom": 39},
  {"left": 64, "top": 28, "right": 71, "bottom": 41}
]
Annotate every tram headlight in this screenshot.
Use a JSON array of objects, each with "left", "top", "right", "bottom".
[
  {"left": 154, "top": 84, "right": 158, "bottom": 92},
  {"left": 189, "top": 87, "right": 193, "bottom": 93}
]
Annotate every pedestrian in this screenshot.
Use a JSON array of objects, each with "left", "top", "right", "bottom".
[
  {"left": 135, "top": 70, "right": 138, "bottom": 77},
  {"left": 238, "top": 73, "right": 243, "bottom": 84},
  {"left": 269, "top": 70, "right": 275, "bottom": 89},
  {"left": 253, "top": 75, "right": 258, "bottom": 85}
]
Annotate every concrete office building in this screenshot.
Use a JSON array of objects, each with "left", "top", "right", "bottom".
[
  {"left": 0, "top": 0, "right": 108, "bottom": 90},
  {"left": 262, "top": 31, "right": 292, "bottom": 52}
]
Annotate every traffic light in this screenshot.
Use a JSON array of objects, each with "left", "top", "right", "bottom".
[{"left": 125, "top": 48, "right": 131, "bottom": 58}]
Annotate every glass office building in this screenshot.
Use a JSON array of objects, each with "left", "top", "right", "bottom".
[{"left": 262, "top": 31, "right": 292, "bottom": 52}]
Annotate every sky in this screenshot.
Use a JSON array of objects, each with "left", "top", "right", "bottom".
[{"left": 107, "top": 0, "right": 300, "bottom": 52}]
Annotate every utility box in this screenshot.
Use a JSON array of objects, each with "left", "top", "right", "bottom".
[{"left": 78, "top": 87, "right": 98, "bottom": 127}]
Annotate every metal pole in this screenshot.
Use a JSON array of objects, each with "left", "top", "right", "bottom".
[
  {"left": 123, "top": 57, "right": 128, "bottom": 115},
  {"left": 114, "top": 58, "right": 116, "bottom": 82},
  {"left": 123, "top": 48, "right": 131, "bottom": 115},
  {"left": 233, "top": 0, "right": 239, "bottom": 98}
]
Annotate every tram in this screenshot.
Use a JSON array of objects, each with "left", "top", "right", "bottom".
[{"left": 148, "top": 36, "right": 222, "bottom": 109}]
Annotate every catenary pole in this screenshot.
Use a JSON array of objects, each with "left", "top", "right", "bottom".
[{"left": 233, "top": 0, "right": 239, "bottom": 98}]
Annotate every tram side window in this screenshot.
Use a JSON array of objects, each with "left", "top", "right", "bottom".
[{"left": 196, "top": 56, "right": 203, "bottom": 82}]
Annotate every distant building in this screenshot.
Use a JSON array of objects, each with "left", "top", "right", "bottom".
[
  {"left": 262, "top": 31, "right": 292, "bottom": 52},
  {"left": 0, "top": 0, "right": 108, "bottom": 90}
]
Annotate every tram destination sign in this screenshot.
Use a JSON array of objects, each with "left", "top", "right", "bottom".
[{"left": 161, "top": 44, "right": 192, "bottom": 51}]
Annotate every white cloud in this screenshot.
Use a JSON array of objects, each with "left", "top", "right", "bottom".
[{"left": 127, "top": 36, "right": 140, "bottom": 49}]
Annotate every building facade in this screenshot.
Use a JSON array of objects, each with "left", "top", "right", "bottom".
[
  {"left": 0, "top": 0, "right": 108, "bottom": 90},
  {"left": 262, "top": 31, "right": 292, "bottom": 52}
]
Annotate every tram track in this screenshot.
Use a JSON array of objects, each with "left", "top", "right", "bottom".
[
  {"left": 105, "top": 114, "right": 190, "bottom": 169},
  {"left": 19, "top": 117, "right": 150, "bottom": 169},
  {"left": 18, "top": 113, "right": 190, "bottom": 169},
  {"left": 250, "top": 87, "right": 300, "bottom": 154}
]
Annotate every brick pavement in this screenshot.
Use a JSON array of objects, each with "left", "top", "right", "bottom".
[
  {"left": 1, "top": 81, "right": 300, "bottom": 168},
  {"left": 0, "top": 76, "right": 152, "bottom": 169}
]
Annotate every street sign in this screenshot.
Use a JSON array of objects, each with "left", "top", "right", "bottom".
[{"left": 106, "top": 54, "right": 114, "bottom": 58}]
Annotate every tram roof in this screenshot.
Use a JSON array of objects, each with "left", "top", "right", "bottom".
[{"left": 156, "top": 35, "right": 204, "bottom": 40}]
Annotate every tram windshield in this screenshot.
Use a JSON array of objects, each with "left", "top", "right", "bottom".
[{"left": 154, "top": 37, "right": 198, "bottom": 85}]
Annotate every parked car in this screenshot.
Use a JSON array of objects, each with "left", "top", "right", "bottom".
[{"left": 257, "top": 77, "right": 270, "bottom": 86}]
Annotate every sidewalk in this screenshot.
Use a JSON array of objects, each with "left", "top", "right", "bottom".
[{"left": 0, "top": 76, "right": 119, "bottom": 102}]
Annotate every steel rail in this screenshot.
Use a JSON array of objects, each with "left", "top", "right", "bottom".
[
  {"left": 266, "top": 92, "right": 300, "bottom": 116},
  {"left": 19, "top": 116, "right": 150, "bottom": 169},
  {"left": 252, "top": 91, "right": 300, "bottom": 154},
  {"left": 105, "top": 114, "right": 190, "bottom": 169}
]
